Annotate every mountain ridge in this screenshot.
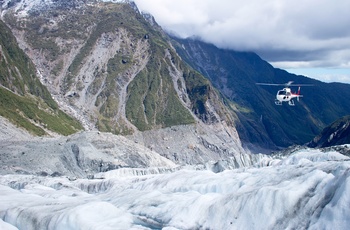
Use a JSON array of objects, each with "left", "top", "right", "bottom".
[{"left": 171, "top": 37, "right": 350, "bottom": 149}]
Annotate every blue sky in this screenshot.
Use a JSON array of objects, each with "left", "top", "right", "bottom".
[
  {"left": 134, "top": 0, "right": 350, "bottom": 84},
  {"left": 285, "top": 68, "right": 350, "bottom": 84}
]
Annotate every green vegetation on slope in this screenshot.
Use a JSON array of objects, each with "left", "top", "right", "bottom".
[
  {"left": 64, "top": 3, "right": 149, "bottom": 91},
  {"left": 65, "top": 3, "right": 195, "bottom": 132},
  {"left": 3, "top": 2, "right": 230, "bottom": 134},
  {"left": 125, "top": 46, "right": 195, "bottom": 131},
  {"left": 0, "top": 87, "right": 82, "bottom": 136},
  {"left": 0, "top": 20, "right": 56, "bottom": 108},
  {"left": 0, "top": 20, "right": 83, "bottom": 135}
]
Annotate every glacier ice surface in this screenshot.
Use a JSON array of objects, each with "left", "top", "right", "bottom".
[{"left": 0, "top": 149, "right": 349, "bottom": 229}]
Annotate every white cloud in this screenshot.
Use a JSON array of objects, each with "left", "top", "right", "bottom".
[{"left": 134, "top": 0, "right": 350, "bottom": 83}]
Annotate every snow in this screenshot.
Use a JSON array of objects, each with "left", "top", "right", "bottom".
[
  {"left": 0, "top": 219, "right": 18, "bottom": 230},
  {"left": 0, "top": 149, "right": 349, "bottom": 229},
  {"left": 1, "top": 0, "right": 38, "bottom": 18},
  {"left": 0, "top": 0, "right": 132, "bottom": 19}
]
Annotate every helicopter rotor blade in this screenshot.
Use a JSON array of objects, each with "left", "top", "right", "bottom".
[
  {"left": 288, "top": 84, "right": 314, "bottom": 86},
  {"left": 256, "top": 83, "right": 284, "bottom": 86},
  {"left": 256, "top": 82, "right": 313, "bottom": 87}
]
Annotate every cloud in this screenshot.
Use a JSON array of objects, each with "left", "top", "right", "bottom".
[{"left": 134, "top": 0, "right": 350, "bottom": 73}]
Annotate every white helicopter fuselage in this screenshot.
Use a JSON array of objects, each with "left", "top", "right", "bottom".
[
  {"left": 275, "top": 87, "right": 301, "bottom": 106},
  {"left": 256, "top": 81, "right": 311, "bottom": 106}
]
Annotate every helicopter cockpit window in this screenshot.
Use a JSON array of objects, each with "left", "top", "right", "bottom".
[{"left": 278, "top": 90, "right": 286, "bottom": 95}]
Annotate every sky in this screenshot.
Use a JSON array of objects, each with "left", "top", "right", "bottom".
[{"left": 133, "top": 0, "right": 350, "bottom": 84}]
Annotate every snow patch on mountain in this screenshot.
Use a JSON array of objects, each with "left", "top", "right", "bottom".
[
  {"left": 1, "top": 0, "right": 133, "bottom": 19},
  {"left": 1, "top": 0, "right": 60, "bottom": 18}
]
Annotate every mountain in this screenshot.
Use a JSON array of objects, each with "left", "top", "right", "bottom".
[
  {"left": 0, "top": 0, "right": 246, "bottom": 165},
  {"left": 0, "top": 19, "right": 83, "bottom": 136},
  {"left": 171, "top": 37, "right": 350, "bottom": 149},
  {"left": 0, "top": 0, "right": 235, "bottom": 132},
  {"left": 1, "top": 2, "right": 350, "bottom": 229},
  {"left": 308, "top": 115, "right": 350, "bottom": 148},
  {"left": 2, "top": 0, "right": 349, "bottom": 153}
]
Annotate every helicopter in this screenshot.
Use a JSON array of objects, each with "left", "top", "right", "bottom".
[{"left": 256, "top": 81, "right": 313, "bottom": 106}]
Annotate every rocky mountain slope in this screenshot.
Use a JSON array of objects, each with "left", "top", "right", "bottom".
[
  {"left": 0, "top": 0, "right": 247, "bottom": 166},
  {"left": 308, "top": 115, "right": 350, "bottom": 148},
  {"left": 0, "top": 116, "right": 259, "bottom": 177},
  {"left": 0, "top": 122, "right": 176, "bottom": 178},
  {"left": 172, "top": 38, "right": 350, "bottom": 149},
  {"left": 0, "top": 19, "right": 83, "bottom": 136},
  {"left": 1, "top": 0, "right": 236, "bottom": 133}
]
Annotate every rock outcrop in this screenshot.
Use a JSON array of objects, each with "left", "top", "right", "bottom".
[{"left": 308, "top": 115, "right": 350, "bottom": 148}]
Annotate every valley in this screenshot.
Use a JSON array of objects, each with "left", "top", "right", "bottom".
[{"left": 0, "top": 1, "right": 350, "bottom": 229}]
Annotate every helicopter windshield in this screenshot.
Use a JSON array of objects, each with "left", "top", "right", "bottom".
[{"left": 278, "top": 90, "right": 286, "bottom": 95}]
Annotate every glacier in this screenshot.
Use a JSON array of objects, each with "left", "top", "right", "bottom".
[{"left": 0, "top": 148, "right": 349, "bottom": 230}]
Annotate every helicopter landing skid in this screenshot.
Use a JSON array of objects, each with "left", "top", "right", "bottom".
[
  {"left": 288, "top": 100, "right": 295, "bottom": 106},
  {"left": 275, "top": 100, "right": 282, "bottom": 105}
]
